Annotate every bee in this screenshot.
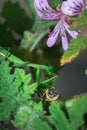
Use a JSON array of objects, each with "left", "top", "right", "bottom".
[{"left": 42, "top": 88, "right": 59, "bottom": 101}]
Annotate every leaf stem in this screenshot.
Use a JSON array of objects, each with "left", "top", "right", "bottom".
[{"left": 40, "top": 75, "right": 58, "bottom": 85}]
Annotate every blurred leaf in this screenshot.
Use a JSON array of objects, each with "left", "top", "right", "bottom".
[
  {"left": 49, "top": 102, "right": 70, "bottom": 130},
  {"left": 26, "top": 0, "right": 36, "bottom": 18},
  {"left": 0, "top": 23, "right": 19, "bottom": 47},
  {"left": 49, "top": 0, "right": 63, "bottom": 8},
  {"left": 32, "top": 19, "right": 58, "bottom": 32},
  {"left": 21, "top": 30, "right": 49, "bottom": 52},
  {"left": 60, "top": 35, "right": 87, "bottom": 66},
  {"left": 70, "top": 10, "right": 87, "bottom": 31},
  {"left": 32, "top": 118, "right": 52, "bottom": 130},
  {"left": 12, "top": 102, "right": 44, "bottom": 129},
  {"left": 21, "top": 31, "right": 34, "bottom": 49},
  {"left": 0, "top": 0, "right": 33, "bottom": 47},
  {"left": 69, "top": 95, "right": 87, "bottom": 129},
  {"left": 1, "top": 0, "right": 33, "bottom": 34}
]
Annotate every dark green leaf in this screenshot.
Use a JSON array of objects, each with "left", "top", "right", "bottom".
[
  {"left": 0, "top": 0, "right": 33, "bottom": 47},
  {"left": 1, "top": 0, "right": 33, "bottom": 34}
]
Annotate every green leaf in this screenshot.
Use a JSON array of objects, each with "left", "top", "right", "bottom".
[
  {"left": 32, "top": 118, "right": 52, "bottom": 130},
  {"left": 21, "top": 31, "right": 35, "bottom": 49},
  {"left": 0, "top": 61, "right": 16, "bottom": 120},
  {"left": 69, "top": 95, "right": 87, "bottom": 129},
  {"left": 11, "top": 81, "right": 87, "bottom": 130},
  {"left": 32, "top": 19, "right": 58, "bottom": 32},
  {"left": 70, "top": 10, "right": 87, "bottom": 31},
  {"left": 14, "top": 68, "right": 31, "bottom": 85},
  {"left": 50, "top": 0, "right": 63, "bottom": 8},
  {"left": 21, "top": 30, "right": 48, "bottom": 52},
  {"left": 0, "top": 61, "right": 37, "bottom": 120},
  {"left": 14, "top": 69, "right": 37, "bottom": 103},
  {"left": 49, "top": 102, "right": 70, "bottom": 130},
  {"left": 12, "top": 102, "right": 44, "bottom": 129},
  {"left": 60, "top": 35, "right": 87, "bottom": 66}
]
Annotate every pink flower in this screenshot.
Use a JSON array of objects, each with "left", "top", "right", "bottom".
[
  {"left": 34, "top": 0, "right": 78, "bottom": 50},
  {"left": 47, "top": 15, "right": 78, "bottom": 50},
  {"left": 34, "top": 0, "right": 63, "bottom": 19},
  {"left": 61, "top": 0, "right": 85, "bottom": 16}
]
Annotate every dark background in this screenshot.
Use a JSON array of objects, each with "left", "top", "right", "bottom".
[
  {"left": 0, "top": 0, "right": 87, "bottom": 99},
  {"left": 55, "top": 49, "right": 87, "bottom": 98}
]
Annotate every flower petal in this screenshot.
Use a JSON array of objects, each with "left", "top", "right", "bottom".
[
  {"left": 67, "top": 0, "right": 85, "bottom": 7},
  {"left": 47, "top": 22, "right": 60, "bottom": 47},
  {"left": 64, "top": 21, "right": 79, "bottom": 38},
  {"left": 60, "top": 27, "right": 68, "bottom": 50},
  {"left": 34, "top": 0, "right": 53, "bottom": 12},
  {"left": 34, "top": 0, "right": 63, "bottom": 19},
  {"left": 61, "top": 0, "right": 85, "bottom": 16},
  {"left": 67, "top": 29, "right": 78, "bottom": 39}
]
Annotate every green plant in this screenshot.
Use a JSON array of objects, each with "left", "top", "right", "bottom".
[{"left": 0, "top": 0, "right": 87, "bottom": 130}]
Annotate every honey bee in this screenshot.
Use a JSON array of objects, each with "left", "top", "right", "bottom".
[{"left": 42, "top": 88, "right": 59, "bottom": 101}]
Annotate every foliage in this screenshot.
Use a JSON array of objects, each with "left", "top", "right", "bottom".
[
  {"left": 49, "top": 0, "right": 63, "bottom": 8},
  {"left": 0, "top": 0, "right": 87, "bottom": 130},
  {"left": 60, "top": 34, "right": 87, "bottom": 66},
  {"left": 21, "top": 30, "right": 49, "bottom": 52},
  {"left": 0, "top": 47, "right": 87, "bottom": 130},
  {"left": 69, "top": 95, "right": 87, "bottom": 129},
  {"left": 22, "top": 97, "right": 87, "bottom": 130},
  {"left": 0, "top": 0, "right": 32, "bottom": 47},
  {"left": 0, "top": 60, "right": 37, "bottom": 120},
  {"left": 12, "top": 102, "right": 44, "bottom": 129},
  {"left": 29, "top": 95, "right": 87, "bottom": 130},
  {"left": 0, "top": 48, "right": 57, "bottom": 123},
  {"left": 49, "top": 102, "right": 70, "bottom": 130},
  {"left": 60, "top": 9, "right": 87, "bottom": 66},
  {"left": 70, "top": 10, "right": 87, "bottom": 31},
  {"left": 31, "top": 117, "right": 53, "bottom": 130}
]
